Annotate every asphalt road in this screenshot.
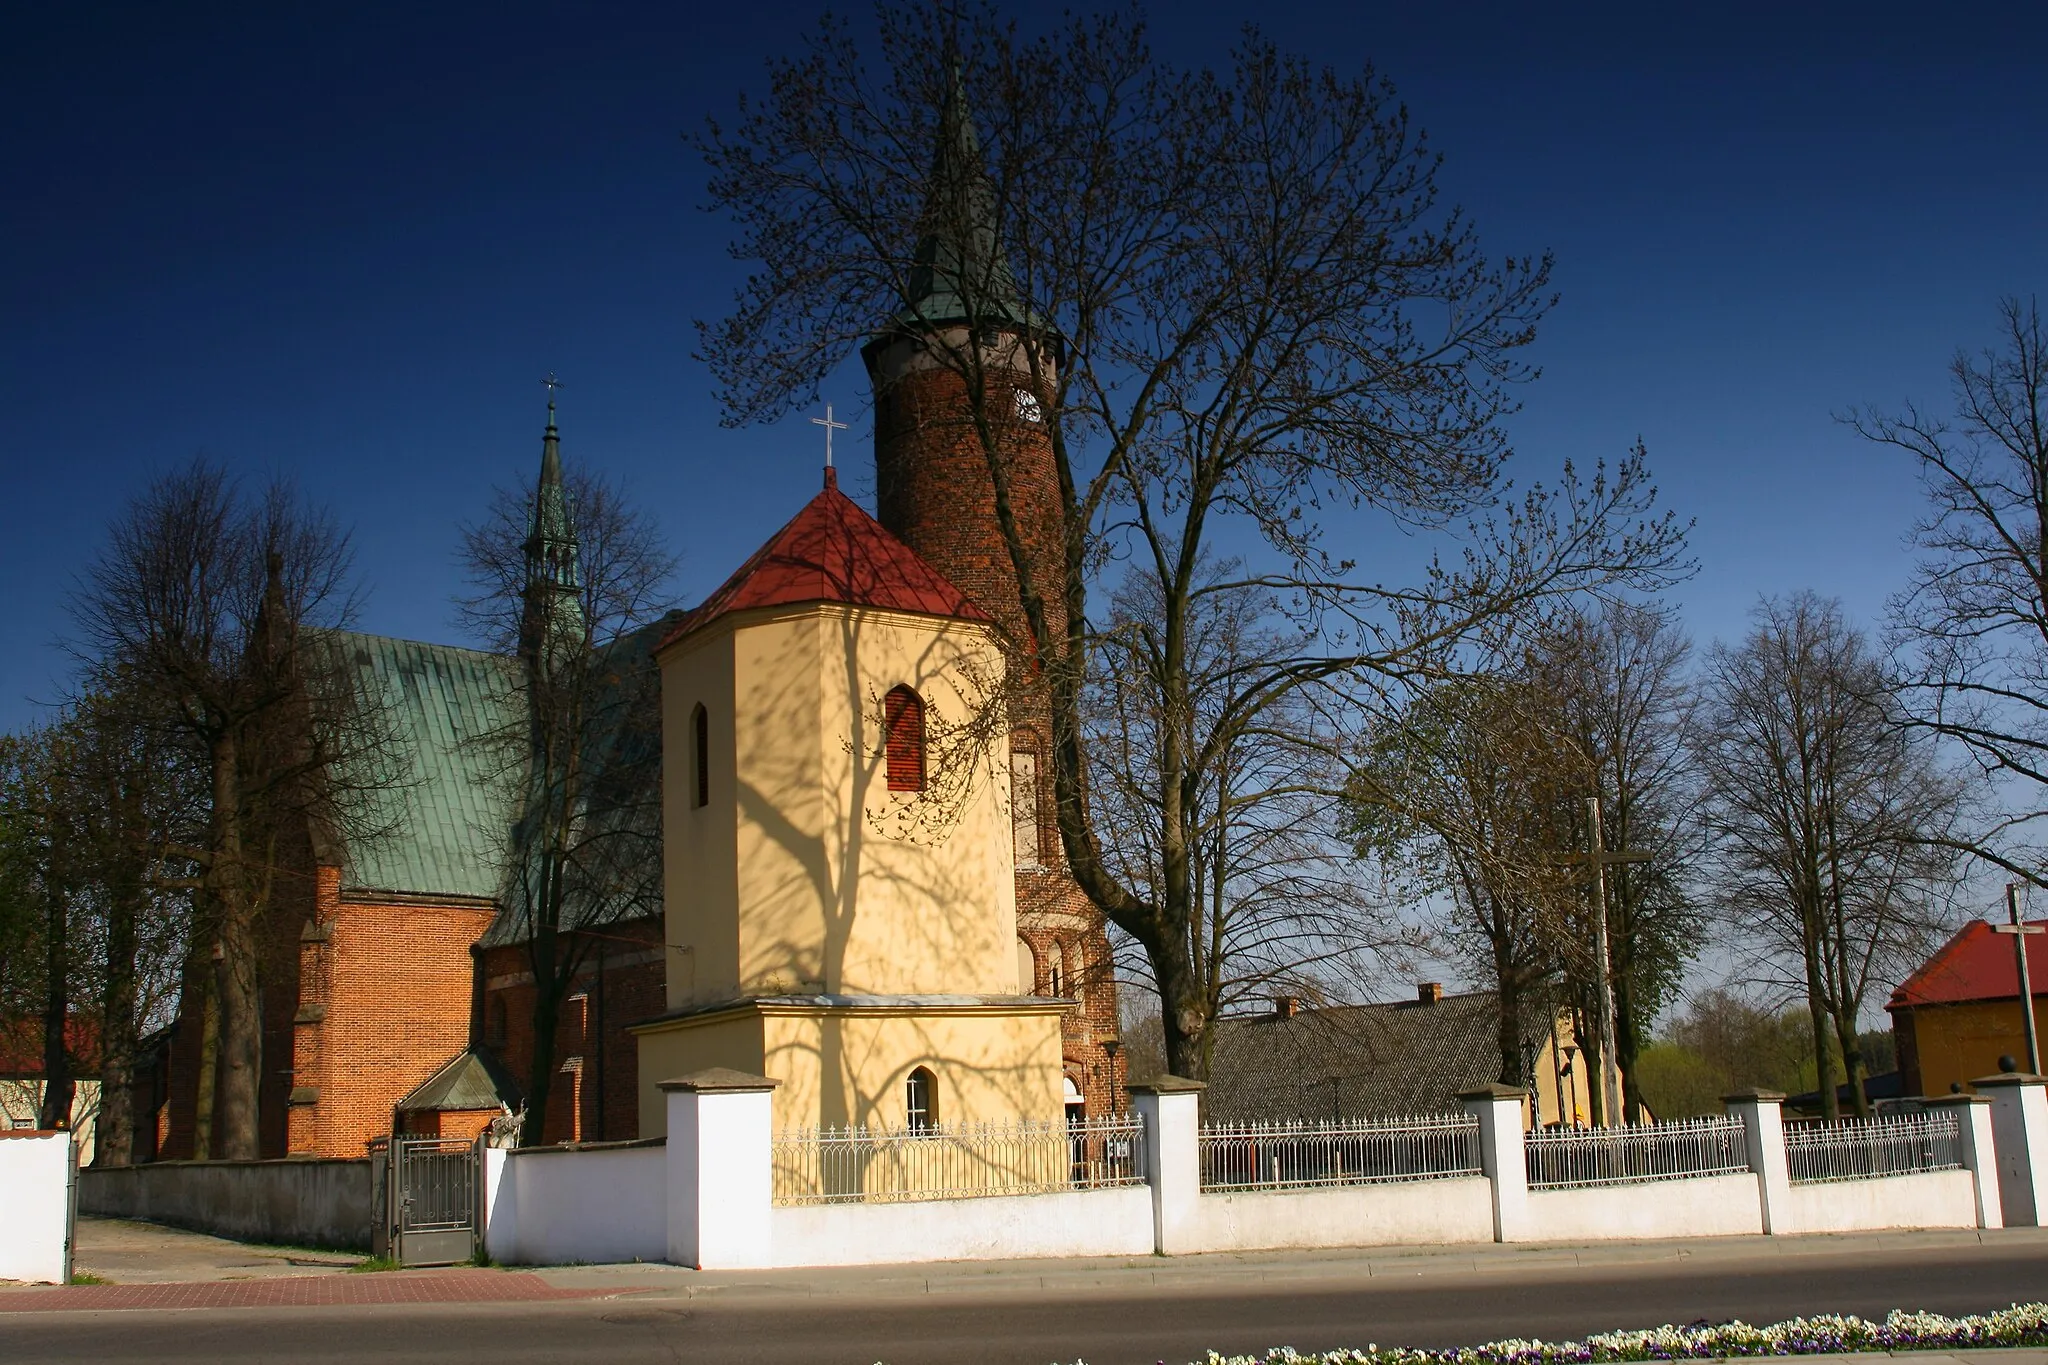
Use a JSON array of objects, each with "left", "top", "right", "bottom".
[{"left": 6, "top": 1240, "right": 2046, "bottom": 1365}]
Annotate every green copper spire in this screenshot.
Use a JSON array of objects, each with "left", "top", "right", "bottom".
[
  {"left": 521, "top": 384, "right": 584, "bottom": 670},
  {"left": 892, "top": 69, "right": 1030, "bottom": 332}
]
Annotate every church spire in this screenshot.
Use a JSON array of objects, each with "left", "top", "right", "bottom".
[
  {"left": 521, "top": 379, "right": 584, "bottom": 669},
  {"left": 892, "top": 67, "right": 1029, "bottom": 332}
]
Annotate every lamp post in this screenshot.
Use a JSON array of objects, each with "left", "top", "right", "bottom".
[
  {"left": 1993, "top": 883, "right": 2043, "bottom": 1074},
  {"left": 1555, "top": 796, "right": 1651, "bottom": 1127}
]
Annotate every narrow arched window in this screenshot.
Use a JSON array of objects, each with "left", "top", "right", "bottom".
[
  {"left": 906, "top": 1066, "right": 936, "bottom": 1132},
  {"left": 1049, "top": 941, "right": 1066, "bottom": 998},
  {"left": 691, "top": 703, "right": 709, "bottom": 808},
  {"left": 884, "top": 686, "right": 925, "bottom": 792},
  {"left": 1016, "top": 937, "right": 1037, "bottom": 994}
]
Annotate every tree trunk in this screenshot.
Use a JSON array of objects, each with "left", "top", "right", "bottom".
[
  {"left": 1154, "top": 930, "right": 1208, "bottom": 1081},
  {"left": 1803, "top": 917, "right": 1839, "bottom": 1122},
  {"left": 210, "top": 730, "right": 264, "bottom": 1160},
  {"left": 1493, "top": 931, "right": 1525, "bottom": 1090},
  {"left": 96, "top": 876, "right": 142, "bottom": 1167},
  {"left": 38, "top": 860, "right": 73, "bottom": 1132},
  {"left": 522, "top": 982, "right": 561, "bottom": 1147},
  {"left": 192, "top": 947, "right": 220, "bottom": 1160}
]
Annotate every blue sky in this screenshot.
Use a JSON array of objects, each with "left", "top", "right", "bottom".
[{"left": 5, "top": 1, "right": 2044, "bottom": 736}]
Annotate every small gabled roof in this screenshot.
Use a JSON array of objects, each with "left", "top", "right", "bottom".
[
  {"left": 1890, "top": 918, "right": 2048, "bottom": 1009},
  {"left": 396, "top": 1047, "right": 522, "bottom": 1114},
  {"left": 660, "top": 469, "right": 989, "bottom": 651}
]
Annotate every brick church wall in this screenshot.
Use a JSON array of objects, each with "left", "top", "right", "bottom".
[
  {"left": 286, "top": 884, "right": 493, "bottom": 1157},
  {"left": 870, "top": 346, "right": 1127, "bottom": 1118},
  {"left": 479, "top": 917, "right": 665, "bottom": 1144}
]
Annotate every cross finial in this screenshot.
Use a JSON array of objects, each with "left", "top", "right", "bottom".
[
  {"left": 541, "top": 373, "right": 564, "bottom": 419},
  {"left": 811, "top": 403, "right": 849, "bottom": 472}
]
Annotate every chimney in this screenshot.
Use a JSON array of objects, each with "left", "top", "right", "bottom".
[
  {"left": 1273, "top": 995, "right": 1301, "bottom": 1019},
  {"left": 1417, "top": 982, "right": 1444, "bottom": 1005}
]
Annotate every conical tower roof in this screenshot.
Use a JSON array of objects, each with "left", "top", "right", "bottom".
[{"left": 890, "top": 72, "right": 1031, "bottom": 333}]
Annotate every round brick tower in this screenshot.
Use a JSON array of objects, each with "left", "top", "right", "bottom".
[{"left": 861, "top": 87, "right": 1125, "bottom": 1119}]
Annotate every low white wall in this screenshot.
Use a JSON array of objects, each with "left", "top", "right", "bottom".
[
  {"left": 1525, "top": 1173, "right": 1764, "bottom": 1242},
  {"left": 1189, "top": 1176, "right": 1494, "bottom": 1254},
  {"left": 772, "top": 1186, "right": 1154, "bottom": 1267},
  {"left": 486, "top": 1141, "right": 668, "bottom": 1267},
  {"left": 0, "top": 1132, "right": 75, "bottom": 1284},
  {"left": 1782, "top": 1169, "right": 1978, "bottom": 1235}
]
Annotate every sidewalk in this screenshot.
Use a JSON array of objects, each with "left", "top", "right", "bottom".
[
  {"left": 528, "top": 1225, "right": 2048, "bottom": 1300},
  {"left": 13, "top": 1217, "right": 2047, "bottom": 1315}
]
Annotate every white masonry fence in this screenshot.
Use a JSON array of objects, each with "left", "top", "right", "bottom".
[
  {"left": 1198, "top": 1113, "right": 1481, "bottom": 1191},
  {"left": 1784, "top": 1110, "right": 1962, "bottom": 1184},
  {"left": 1525, "top": 1114, "right": 1750, "bottom": 1189},
  {"left": 771, "top": 1114, "right": 1145, "bottom": 1206},
  {"left": 468, "top": 1075, "right": 2047, "bottom": 1270}
]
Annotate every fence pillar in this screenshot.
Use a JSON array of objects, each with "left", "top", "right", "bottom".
[
  {"left": 1460, "top": 1084, "right": 1528, "bottom": 1243},
  {"left": 1974, "top": 1071, "right": 2048, "bottom": 1228},
  {"left": 661, "top": 1068, "right": 780, "bottom": 1269},
  {"left": 1722, "top": 1089, "right": 1791, "bottom": 1235},
  {"left": 1130, "top": 1076, "right": 1204, "bottom": 1256},
  {"left": 1928, "top": 1093, "right": 2002, "bottom": 1229}
]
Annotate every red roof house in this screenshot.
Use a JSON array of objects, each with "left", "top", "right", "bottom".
[{"left": 1888, "top": 918, "right": 2047, "bottom": 1095}]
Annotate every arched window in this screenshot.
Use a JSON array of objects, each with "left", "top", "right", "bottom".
[
  {"left": 1016, "top": 937, "right": 1037, "bottom": 994},
  {"left": 691, "top": 703, "right": 709, "bottom": 808},
  {"left": 905, "top": 1066, "right": 936, "bottom": 1132},
  {"left": 884, "top": 686, "right": 926, "bottom": 792},
  {"left": 1049, "top": 941, "right": 1066, "bottom": 998}
]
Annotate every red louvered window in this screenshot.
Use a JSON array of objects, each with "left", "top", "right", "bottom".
[{"left": 884, "top": 686, "right": 926, "bottom": 792}]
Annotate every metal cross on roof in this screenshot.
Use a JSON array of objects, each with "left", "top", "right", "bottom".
[{"left": 811, "top": 403, "right": 849, "bottom": 469}]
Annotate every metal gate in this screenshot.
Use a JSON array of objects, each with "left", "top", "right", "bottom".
[{"left": 388, "top": 1135, "right": 479, "bottom": 1267}]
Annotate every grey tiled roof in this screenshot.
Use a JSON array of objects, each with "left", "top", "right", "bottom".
[{"left": 1204, "top": 989, "right": 1556, "bottom": 1121}]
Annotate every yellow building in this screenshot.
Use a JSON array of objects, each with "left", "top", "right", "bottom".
[
  {"left": 1890, "top": 917, "right": 2048, "bottom": 1096},
  {"left": 632, "top": 469, "right": 1069, "bottom": 1135}
]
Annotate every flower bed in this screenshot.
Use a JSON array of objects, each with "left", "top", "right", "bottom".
[{"left": 1177, "top": 1303, "right": 2048, "bottom": 1365}]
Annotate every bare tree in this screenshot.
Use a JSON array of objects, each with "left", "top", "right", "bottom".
[
  {"left": 1351, "top": 665, "right": 1583, "bottom": 1090},
  {"left": 0, "top": 724, "right": 82, "bottom": 1130},
  {"left": 1530, "top": 604, "right": 1702, "bottom": 1121},
  {"left": 1088, "top": 561, "right": 1394, "bottom": 1073},
  {"left": 0, "top": 690, "right": 196, "bottom": 1154},
  {"left": 458, "top": 423, "right": 677, "bottom": 1146},
  {"left": 1851, "top": 298, "right": 2048, "bottom": 883},
  {"left": 1693, "top": 593, "right": 1965, "bottom": 1119},
  {"left": 68, "top": 461, "right": 371, "bottom": 1159},
  {"left": 697, "top": 3, "right": 1690, "bottom": 1076}
]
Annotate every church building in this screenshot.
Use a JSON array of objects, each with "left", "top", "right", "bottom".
[{"left": 135, "top": 91, "right": 1125, "bottom": 1157}]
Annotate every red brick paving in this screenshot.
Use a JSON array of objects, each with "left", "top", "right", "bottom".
[{"left": 0, "top": 1269, "right": 628, "bottom": 1313}]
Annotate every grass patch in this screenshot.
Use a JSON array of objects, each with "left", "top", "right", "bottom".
[
  {"left": 68, "top": 1270, "right": 111, "bottom": 1285},
  {"left": 348, "top": 1255, "right": 403, "bottom": 1274}
]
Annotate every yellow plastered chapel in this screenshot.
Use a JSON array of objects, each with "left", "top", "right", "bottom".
[{"left": 631, "top": 470, "right": 1068, "bottom": 1136}]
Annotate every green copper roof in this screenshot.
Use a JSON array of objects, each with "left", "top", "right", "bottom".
[
  {"left": 397, "top": 1046, "right": 522, "bottom": 1113},
  {"left": 892, "top": 73, "right": 1032, "bottom": 333},
  {"left": 334, "top": 632, "right": 521, "bottom": 901}
]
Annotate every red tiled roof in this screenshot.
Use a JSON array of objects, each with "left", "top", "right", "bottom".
[
  {"left": 660, "top": 468, "right": 990, "bottom": 650},
  {"left": 1889, "top": 918, "right": 2048, "bottom": 1009}
]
